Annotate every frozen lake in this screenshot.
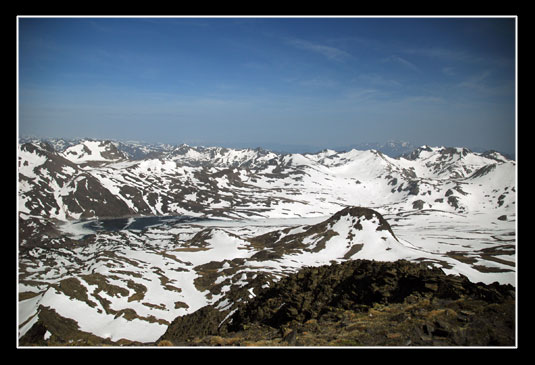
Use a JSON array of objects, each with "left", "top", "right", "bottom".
[{"left": 60, "top": 214, "right": 218, "bottom": 239}]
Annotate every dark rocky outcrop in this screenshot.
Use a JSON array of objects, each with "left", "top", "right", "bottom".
[
  {"left": 157, "top": 305, "right": 228, "bottom": 344},
  {"left": 157, "top": 259, "right": 515, "bottom": 347}
]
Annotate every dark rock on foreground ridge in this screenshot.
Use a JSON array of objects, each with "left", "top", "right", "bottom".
[{"left": 158, "top": 259, "right": 515, "bottom": 347}]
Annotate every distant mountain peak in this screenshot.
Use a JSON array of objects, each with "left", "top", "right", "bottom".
[{"left": 334, "top": 140, "right": 417, "bottom": 158}]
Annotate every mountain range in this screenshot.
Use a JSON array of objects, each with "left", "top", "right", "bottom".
[
  {"left": 18, "top": 138, "right": 514, "bottom": 224},
  {"left": 17, "top": 138, "right": 516, "bottom": 346}
]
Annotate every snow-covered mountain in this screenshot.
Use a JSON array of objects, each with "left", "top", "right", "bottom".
[
  {"left": 17, "top": 138, "right": 516, "bottom": 345},
  {"left": 18, "top": 139, "right": 515, "bottom": 226},
  {"left": 336, "top": 140, "right": 417, "bottom": 158}
]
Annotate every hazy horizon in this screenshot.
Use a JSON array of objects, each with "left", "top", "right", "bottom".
[{"left": 18, "top": 134, "right": 516, "bottom": 158}]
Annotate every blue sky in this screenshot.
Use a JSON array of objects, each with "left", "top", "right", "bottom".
[{"left": 18, "top": 17, "right": 516, "bottom": 154}]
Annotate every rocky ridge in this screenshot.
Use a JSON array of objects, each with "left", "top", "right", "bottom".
[
  {"left": 19, "top": 258, "right": 515, "bottom": 347},
  {"left": 157, "top": 259, "right": 515, "bottom": 347}
]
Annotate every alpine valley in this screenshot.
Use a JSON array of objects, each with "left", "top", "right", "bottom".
[{"left": 17, "top": 138, "right": 517, "bottom": 346}]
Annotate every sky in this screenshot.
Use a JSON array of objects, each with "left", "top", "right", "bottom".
[{"left": 18, "top": 16, "right": 516, "bottom": 155}]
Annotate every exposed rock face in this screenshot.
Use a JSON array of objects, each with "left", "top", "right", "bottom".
[
  {"left": 156, "top": 306, "right": 228, "bottom": 344},
  {"left": 158, "top": 259, "right": 515, "bottom": 347}
]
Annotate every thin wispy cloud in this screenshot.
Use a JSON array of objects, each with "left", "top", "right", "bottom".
[
  {"left": 441, "top": 66, "right": 456, "bottom": 76},
  {"left": 397, "top": 95, "right": 446, "bottom": 105},
  {"left": 342, "top": 88, "right": 384, "bottom": 104},
  {"left": 382, "top": 55, "right": 420, "bottom": 73},
  {"left": 87, "top": 20, "right": 114, "bottom": 33},
  {"left": 404, "top": 47, "right": 478, "bottom": 63},
  {"left": 403, "top": 47, "right": 513, "bottom": 68},
  {"left": 285, "top": 38, "right": 352, "bottom": 62},
  {"left": 357, "top": 73, "right": 402, "bottom": 88},
  {"left": 456, "top": 70, "right": 513, "bottom": 97},
  {"left": 298, "top": 78, "right": 339, "bottom": 88},
  {"left": 458, "top": 70, "right": 492, "bottom": 89}
]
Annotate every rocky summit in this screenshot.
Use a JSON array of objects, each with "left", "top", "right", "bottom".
[{"left": 157, "top": 259, "right": 515, "bottom": 347}]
